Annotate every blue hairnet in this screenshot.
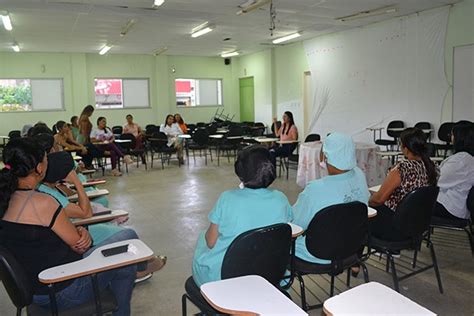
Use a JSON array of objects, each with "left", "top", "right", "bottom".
[{"left": 322, "top": 132, "right": 356, "bottom": 170}]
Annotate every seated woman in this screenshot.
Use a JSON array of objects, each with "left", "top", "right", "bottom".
[
  {"left": 269, "top": 111, "right": 298, "bottom": 164},
  {"left": 70, "top": 115, "right": 80, "bottom": 140},
  {"left": 91, "top": 117, "right": 133, "bottom": 177},
  {"left": 160, "top": 114, "right": 184, "bottom": 163},
  {"left": 123, "top": 114, "right": 146, "bottom": 164},
  {"left": 192, "top": 145, "right": 293, "bottom": 286},
  {"left": 0, "top": 138, "right": 137, "bottom": 314},
  {"left": 54, "top": 120, "right": 88, "bottom": 155},
  {"left": 292, "top": 132, "right": 370, "bottom": 264},
  {"left": 174, "top": 113, "right": 188, "bottom": 134},
  {"left": 369, "top": 128, "right": 437, "bottom": 241},
  {"left": 435, "top": 123, "right": 474, "bottom": 220}
]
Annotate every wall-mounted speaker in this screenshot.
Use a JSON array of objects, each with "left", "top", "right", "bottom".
[{"left": 224, "top": 58, "right": 231, "bottom": 65}]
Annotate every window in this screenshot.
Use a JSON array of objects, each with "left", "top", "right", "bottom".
[
  {"left": 175, "top": 78, "right": 223, "bottom": 107},
  {"left": 0, "top": 79, "right": 64, "bottom": 112},
  {"left": 95, "top": 78, "right": 150, "bottom": 109},
  {"left": 0, "top": 79, "right": 32, "bottom": 112}
]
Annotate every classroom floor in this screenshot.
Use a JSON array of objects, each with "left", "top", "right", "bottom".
[{"left": 0, "top": 156, "right": 473, "bottom": 315}]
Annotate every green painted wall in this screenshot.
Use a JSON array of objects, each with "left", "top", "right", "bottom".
[
  {"left": 239, "top": 77, "right": 255, "bottom": 122},
  {"left": 0, "top": 53, "right": 237, "bottom": 135}
]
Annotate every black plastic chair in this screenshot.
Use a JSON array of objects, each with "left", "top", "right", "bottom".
[
  {"left": 182, "top": 223, "right": 292, "bottom": 316},
  {"left": 435, "top": 122, "right": 454, "bottom": 158},
  {"left": 0, "top": 246, "right": 117, "bottom": 316},
  {"left": 414, "top": 122, "right": 432, "bottom": 140},
  {"left": 196, "top": 122, "right": 207, "bottom": 128},
  {"left": 375, "top": 121, "right": 404, "bottom": 150},
  {"left": 217, "top": 126, "right": 244, "bottom": 164},
  {"left": 119, "top": 133, "right": 147, "bottom": 171},
  {"left": 294, "top": 202, "right": 370, "bottom": 311},
  {"left": 8, "top": 130, "right": 22, "bottom": 140},
  {"left": 430, "top": 186, "right": 473, "bottom": 255},
  {"left": 111, "top": 126, "right": 122, "bottom": 136},
  {"left": 188, "top": 129, "right": 211, "bottom": 165},
  {"left": 369, "top": 186, "right": 443, "bottom": 293},
  {"left": 149, "top": 132, "right": 180, "bottom": 169},
  {"left": 305, "top": 134, "right": 321, "bottom": 142}
]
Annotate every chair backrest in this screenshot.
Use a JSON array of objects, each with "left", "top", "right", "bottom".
[
  {"left": 305, "top": 202, "right": 368, "bottom": 261},
  {"left": 8, "top": 130, "right": 21, "bottom": 139},
  {"left": 305, "top": 134, "right": 321, "bottom": 142},
  {"left": 438, "top": 122, "right": 454, "bottom": 143},
  {"left": 251, "top": 128, "right": 265, "bottom": 137},
  {"left": 392, "top": 186, "right": 439, "bottom": 238},
  {"left": 254, "top": 122, "right": 265, "bottom": 128},
  {"left": 196, "top": 122, "right": 207, "bottom": 128},
  {"left": 119, "top": 133, "right": 136, "bottom": 149},
  {"left": 150, "top": 132, "right": 168, "bottom": 150},
  {"left": 228, "top": 125, "right": 243, "bottom": 137},
  {"left": 271, "top": 121, "right": 282, "bottom": 135},
  {"left": 206, "top": 125, "right": 217, "bottom": 135},
  {"left": 192, "top": 129, "right": 209, "bottom": 146},
  {"left": 386, "top": 121, "right": 404, "bottom": 138},
  {"left": 112, "top": 126, "right": 123, "bottom": 135},
  {"left": 186, "top": 124, "right": 197, "bottom": 134},
  {"left": 221, "top": 224, "right": 292, "bottom": 287},
  {"left": 467, "top": 186, "right": 474, "bottom": 214},
  {"left": 426, "top": 143, "right": 436, "bottom": 157},
  {"left": 145, "top": 125, "right": 159, "bottom": 135},
  {"left": 0, "top": 246, "right": 33, "bottom": 310}
]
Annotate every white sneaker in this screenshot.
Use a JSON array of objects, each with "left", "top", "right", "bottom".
[
  {"left": 111, "top": 169, "right": 122, "bottom": 177},
  {"left": 124, "top": 155, "right": 133, "bottom": 164}
]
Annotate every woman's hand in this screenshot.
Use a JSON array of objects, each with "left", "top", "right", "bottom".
[
  {"left": 273, "top": 117, "right": 278, "bottom": 123},
  {"left": 72, "top": 226, "right": 92, "bottom": 253},
  {"left": 64, "top": 170, "right": 81, "bottom": 185}
]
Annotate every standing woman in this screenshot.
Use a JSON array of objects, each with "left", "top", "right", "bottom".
[
  {"left": 77, "top": 105, "right": 102, "bottom": 169},
  {"left": 0, "top": 138, "right": 137, "bottom": 315},
  {"left": 269, "top": 111, "right": 298, "bottom": 164},
  {"left": 160, "top": 114, "right": 184, "bottom": 163},
  {"left": 174, "top": 113, "right": 188, "bottom": 134},
  {"left": 91, "top": 117, "right": 133, "bottom": 176}
]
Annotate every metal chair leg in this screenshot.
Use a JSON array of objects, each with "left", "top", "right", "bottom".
[
  {"left": 361, "top": 262, "right": 370, "bottom": 283},
  {"left": 389, "top": 254, "right": 399, "bottom": 292},
  {"left": 296, "top": 273, "right": 308, "bottom": 311},
  {"left": 330, "top": 275, "right": 335, "bottom": 297},
  {"left": 181, "top": 294, "right": 187, "bottom": 316},
  {"left": 346, "top": 268, "right": 351, "bottom": 287},
  {"left": 429, "top": 241, "right": 444, "bottom": 293}
]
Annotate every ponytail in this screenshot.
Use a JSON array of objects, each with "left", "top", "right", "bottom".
[
  {"left": 0, "top": 138, "right": 45, "bottom": 215},
  {"left": 0, "top": 168, "right": 18, "bottom": 216},
  {"left": 400, "top": 127, "right": 437, "bottom": 186}
]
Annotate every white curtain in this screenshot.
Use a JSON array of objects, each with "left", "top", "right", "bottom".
[{"left": 304, "top": 7, "right": 450, "bottom": 142}]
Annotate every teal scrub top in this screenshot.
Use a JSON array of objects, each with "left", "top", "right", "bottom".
[
  {"left": 192, "top": 187, "right": 293, "bottom": 287},
  {"left": 292, "top": 167, "right": 370, "bottom": 264},
  {"left": 37, "top": 184, "right": 121, "bottom": 245}
]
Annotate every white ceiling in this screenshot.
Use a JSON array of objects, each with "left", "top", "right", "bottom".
[{"left": 0, "top": 0, "right": 460, "bottom": 56}]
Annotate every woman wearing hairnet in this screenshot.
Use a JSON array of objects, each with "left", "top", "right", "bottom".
[{"left": 292, "top": 132, "right": 370, "bottom": 264}]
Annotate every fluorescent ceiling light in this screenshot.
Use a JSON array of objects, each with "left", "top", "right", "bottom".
[
  {"left": 12, "top": 43, "right": 20, "bottom": 52},
  {"left": 120, "top": 19, "right": 136, "bottom": 37},
  {"left": 154, "top": 46, "right": 168, "bottom": 56},
  {"left": 99, "top": 45, "right": 112, "bottom": 55},
  {"left": 237, "top": 0, "right": 271, "bottom": 15},
  {"left": 272, "top": 32, "right": 301, "bottom": 44},
  {"left": 221, "top": 51, "right": 239, "bottom": 58},
  {"left": 336, "top": 6, "right": 398, "bottom": 22},
  {"left": 191, "top": 22, "right": 215, "bottom": 38},
  {"left": 1, "top": 13, "right": 12, "bottom": 31},
  {"left": 154, "top": 0, "right": 165, "bottom": 7}
]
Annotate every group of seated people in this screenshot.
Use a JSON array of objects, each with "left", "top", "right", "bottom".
[
  {"left": 0, "top": 134, "right": 167, "bottom": 315},
  {"left": 193, "top": 122, "right": 474, "bottom": 287}
]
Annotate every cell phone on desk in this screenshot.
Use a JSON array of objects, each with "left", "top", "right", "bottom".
[{"left": 101, "top": 244, "right": 129, "bottom": 257}]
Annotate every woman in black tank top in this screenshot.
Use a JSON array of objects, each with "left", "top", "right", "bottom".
[{"left": 0, "top": 138, "right": 136, "bottom": 315}]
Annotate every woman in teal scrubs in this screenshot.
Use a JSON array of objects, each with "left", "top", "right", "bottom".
[
  {"left": 292, "top": 132, "right": 370, "bottom": 264},
  {"left": 192, "top": 145, "right": 293, "bottom": 287}
]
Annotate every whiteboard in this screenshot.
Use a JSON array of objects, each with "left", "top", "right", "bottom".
[
  {"left": 453, "top": 44, "right": 474, "bottom": 121},
  {"left": 31, "top": 79, "right": 64, "bottom": 111},
  {"left": 123, "top": 79, "right": 150, "bottom": 108}
]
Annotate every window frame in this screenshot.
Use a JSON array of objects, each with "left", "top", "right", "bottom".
[{"left": 175, "top": 78, "right": 224, "bottom": 108}]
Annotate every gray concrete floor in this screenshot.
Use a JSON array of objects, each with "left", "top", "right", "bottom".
[{"left": 0, "top": 155, "right": 473, "bottom": 315}]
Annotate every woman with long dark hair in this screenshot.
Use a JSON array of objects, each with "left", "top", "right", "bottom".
[
  {"left": 91, "top": 117, "right": 133, "bottom": 176},
  {"left": 369, "top": 127, "right": 437, "bottom": 241},
  {"left": 0, "top": 138, "right": 137, "bottom": 315},
  {"left": 270, "top": 111, "right": 298, "bottom": 163},
  {"left": 434, "top": 123, "right": 474, "bottom": 220},
  {"left": 160, "top": 114, "right": 184, "bottom": 163},
  {"left": 78, "top": 105, "right": 94, "bottom": 145}
]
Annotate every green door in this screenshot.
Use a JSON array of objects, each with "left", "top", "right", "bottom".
[{"left": 239, "top": 77, "right": 255, "bottom": 122}]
